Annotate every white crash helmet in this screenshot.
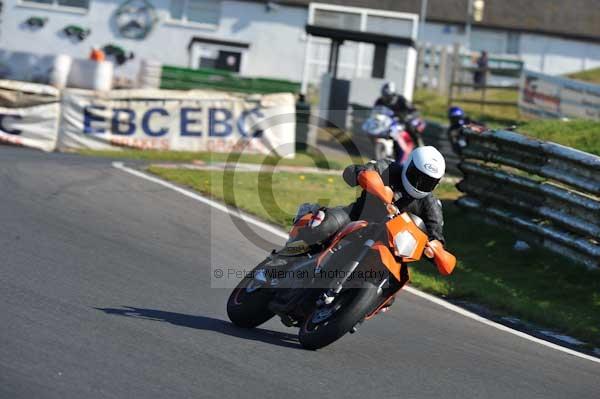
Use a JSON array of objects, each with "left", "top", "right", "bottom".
[{"left": 401, "top": 146, "right": 446, "bottom": 199}]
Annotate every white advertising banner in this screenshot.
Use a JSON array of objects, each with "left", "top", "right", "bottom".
[
  {"left": 0, "top": 103, "right": 60, "bottom": 152},
  {"left": 59, "top": 89, "right": 296, "bottom": 156},
  {"left": 519, "top": 70, "right": 600, "bottom": 119},
  {"left": 0, "top": 80, "right": 60, "bottom": 152}
]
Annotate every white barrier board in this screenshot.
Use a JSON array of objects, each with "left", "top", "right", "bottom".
[
  {"left": 519, "top": 70, "right": 600, "bottom": 119},
  {"left": 59, "top": 89, "right": 296, "bottom": 156},
  {"left": 0, "top": 80, "right": 60, "bottom": 152},
  {"left": 0, "top": 103, "right": 60, "bottom": 152}
]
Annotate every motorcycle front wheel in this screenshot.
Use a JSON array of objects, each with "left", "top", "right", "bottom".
[
  {"left": 298, "top": 283, "right": 380, "bottom": 350},
  {"left": 227, "top": 275, "right": 275, "bottom": 328}
]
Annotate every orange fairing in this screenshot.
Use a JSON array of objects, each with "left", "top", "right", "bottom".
[
  {"left": 428, "top": 240, "right": 456, "bottom": 275},
  {"left": 386, "top": 213, "right": 428, "bottom": 262},
  {"left": 357, "top": 170, "right": 394, "bottom": 204},
  {"left": 316, "top": 220, "right": 368, "bottom": 267},
  {"left": 372, "top": 242, "right": 401, "bottom": 281}
]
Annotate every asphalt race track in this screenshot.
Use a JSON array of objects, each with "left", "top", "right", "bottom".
[{"left": 1, "top": 146, "right": 598, "bottom": 399}]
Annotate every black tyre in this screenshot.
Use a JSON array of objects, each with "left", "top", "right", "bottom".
[
  {"left": 227, "top": 277, "right": 274, "bottom": 328},
  {"left": 299, "top": 283, "right": 380, "bottom": 350}
]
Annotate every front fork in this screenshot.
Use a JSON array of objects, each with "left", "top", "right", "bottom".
[{"left": 316, "top": 226, "right": 387, "bottom": 306}]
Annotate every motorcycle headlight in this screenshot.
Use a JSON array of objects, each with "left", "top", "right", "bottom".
[{"left": 394, "top": 231, "right": 417, "bottom": 257}]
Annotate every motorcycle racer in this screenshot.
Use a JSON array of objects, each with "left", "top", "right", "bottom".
[
  {"left": 374, "top": 82, "right": 424, "bottom": 151},
  {"left": 228, "top": 147, "right": 456, "bottom": 348},
  {"left": 295, "top": 146, "right": 446, "bottom": 250},
  {"left": 374, "top": 82, "right": 416, "bottom": 121}
]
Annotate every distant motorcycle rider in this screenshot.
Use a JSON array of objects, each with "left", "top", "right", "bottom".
[
  {"left": 447, "top": 106, "right": 485, "bottom": 155},
  {"left": 374, "top": 82, "right": 423, "bottom": 148},
  {"left": 448, "top": 106, "right": 482, "bottom": 130},
  {"left": 374, "top": 81, "right": 416, "bottom": 121},
  {"left": 295, "top": 146, "right": 446, "bottom": 250}
]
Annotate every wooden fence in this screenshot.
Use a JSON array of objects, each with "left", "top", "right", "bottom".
[{"left": 415, "top": 43, "right": 523, "bottom": 111}]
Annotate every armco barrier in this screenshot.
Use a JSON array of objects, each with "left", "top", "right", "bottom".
[{"left": 456, "top": 128, "right": 600, "bottom": 269}]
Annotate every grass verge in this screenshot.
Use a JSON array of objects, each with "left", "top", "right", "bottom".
[
  {"left": 148, "top": 166, "right": 600, "bottom": 347},
  {"left": 517, "top": 119, "right": 600, "bottom": 156},
  {"left": 567, "top": 67, "right": 600, "bottom": 84},
  {"left": 414, "top": 88, "right": 521, "bottom": 127},
  {"left": 77, "top": 149, "right": 357, "bottom": 170}
]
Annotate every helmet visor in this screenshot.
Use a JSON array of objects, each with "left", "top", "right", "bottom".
[{"left": 405, "top": 160, "right": 440, "bottom": 193}]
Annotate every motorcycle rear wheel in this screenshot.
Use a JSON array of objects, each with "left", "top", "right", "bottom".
[
  {"left": 227, "top": 277, "right": 274, "bottom": 328},
  {"left": 298, "top": 283, "right": 380, "bottom": 350}
]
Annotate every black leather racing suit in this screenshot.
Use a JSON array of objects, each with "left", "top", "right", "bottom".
[{"left": 306, "top": 159, "right": 445, "bottom": 245}]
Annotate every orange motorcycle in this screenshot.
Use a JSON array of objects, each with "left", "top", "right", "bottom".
[{"left": 227, "top": 170, "right": 456, "bottom": 350}]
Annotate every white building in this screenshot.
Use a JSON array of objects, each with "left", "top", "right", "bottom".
[
  {"left": 0, "top": 0, "right": 599, "bottom": 86},
  {"left": 0, "top": 0, "right": 309, "bottom": 82}
]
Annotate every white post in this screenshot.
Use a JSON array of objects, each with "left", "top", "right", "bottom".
[
  {"left": 438, "top": 46, "right": 448, "bottom": 95},
  {"left": 355, "top": 10, "right": 368, "bottom": 78},
  {"left": 404, "top": 46, "right": 418, "bottom": 101},
  {"left": 419, "top": 0, "right": 428, "bottom": 42},
  {"left": 427, "top": 44, "right": 435, "bottom": 89},
  {"left": 465, "top": 0, "right": 473, "bottom": 51},
  {"left": 415, "top": 44, "right": 424, "bottom": 89},
  {"left": 300, "top": 34, "right": 313, "bottom": 95},
  {"left": 301, "top": 5, "right": 316, "bottom": 95}
]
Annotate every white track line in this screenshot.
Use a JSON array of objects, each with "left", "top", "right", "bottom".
[{"left": 113, "top": 161, "right": 600, "bottom": 365}]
